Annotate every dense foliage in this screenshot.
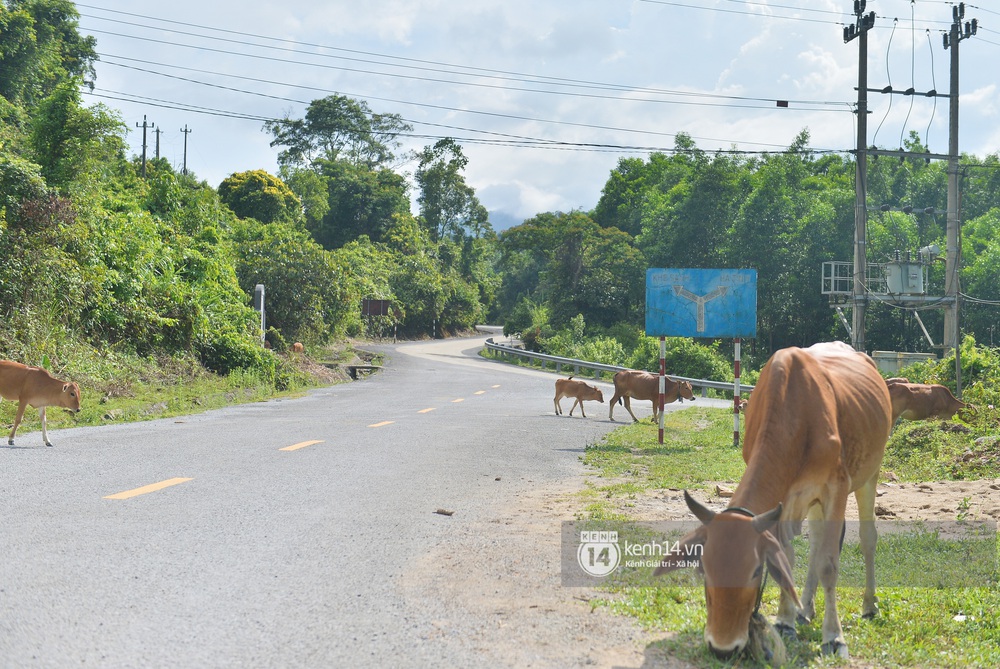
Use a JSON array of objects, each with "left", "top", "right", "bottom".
[
  {"left": 503, "top": 130, "right": 1000, "bottom": 374},
  {"left": 0, "top": 3, "right": 499, "bottom": 386}
]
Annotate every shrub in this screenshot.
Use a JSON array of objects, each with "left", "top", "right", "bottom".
[
  {"left": 197, "top": 330, "right": 275, "bottom": 377},
  {"left": 626, "top": 336, "right": 732, "bottom": 381}
]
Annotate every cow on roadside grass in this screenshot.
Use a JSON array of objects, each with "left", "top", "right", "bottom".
[
  {"left": 553, "top": 377, "right": 604, "bottom": 418},
  {"left": 656, "top": 342, "right": 893, "bottom": 660},
  {"left": 608, "top": 369, "right": 695, "bottom": 423},
  {"left": 888, "top": 382, "right": 975, "bottom": 422},
  {"left": 0, "top": 360, "right": 82, "bottom": 447}
]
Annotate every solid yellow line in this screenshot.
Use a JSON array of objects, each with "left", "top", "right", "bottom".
[
  {"left": 280, "top": 440, "right": 324, "bottom": 452},
  {"left": 369, "top": 421, "right": 395, "bottom": 428},
  {"left": 474, "top": 390, "right": 486, "bottom": 395},
  {"left": 104, "top": 478, "right": 193, "bottom": 500},
  {"left": 418, "top": 408, "right": 436, "bottom": 414},
  {"left": 451, "top": 398, "right": 465, "bottom": 403}
]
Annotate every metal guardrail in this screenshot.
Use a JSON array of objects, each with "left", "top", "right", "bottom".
[{"left": 483, "top": 338, "right": 753, "bottom": 396}]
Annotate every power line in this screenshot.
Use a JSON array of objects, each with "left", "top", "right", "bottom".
[
  {"left": 83, "top": 28, "right": 847, "bottom": 112},
  {"left": 76, "top": 8, "right": 849, "bottom": 109},
  {"left": 77, "top": 4, "right": 857, "bottom": 106},
  {"left": 96, "top": 56, "right": 835, "bottom": 152},
  {"left": 83, "top": 88, "right": 853, "bottom": 157}
]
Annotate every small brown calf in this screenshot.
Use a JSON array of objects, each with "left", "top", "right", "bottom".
[
  {"left": 291, "top": 342, "right": 305, "bottom": 354},
  {"left": 0, "top": 360, "right": 82, "bottom": 447},
  {"left": 553, "top": 377, "right": 605, "bottom": 418}
]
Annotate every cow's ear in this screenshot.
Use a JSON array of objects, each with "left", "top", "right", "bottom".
[
  {"left": 654, "top": 527, "right": 705, "bottom": 576},
  {"left": 761, "top": 530, "right": 801, "bottom": 608},
  {"left": 62, "top": 383, "right": 70, "bottom": 393}
]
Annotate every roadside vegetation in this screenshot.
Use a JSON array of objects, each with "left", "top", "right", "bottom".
[
  {"left": 0, "top": 342, "right": 377, "bottom": 439},
  {"left": 579, "top": 342, "right": 1000, "bottom": 668}
]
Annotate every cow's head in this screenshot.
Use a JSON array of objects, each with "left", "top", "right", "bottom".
[
  {"left": 655, "top": 491, "right": 799, "bottom": 659},
  {"left": 61, "top": 382, "right": 82, "bottom": 413},
  {"left": 678, "top": 380, "right": 695, "bottom": 402},
  {"left": 591, "top": 386, "right": 605, "bottom": 403}
]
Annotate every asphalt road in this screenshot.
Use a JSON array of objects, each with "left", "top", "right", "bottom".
[{"left": 1, "top": 332, "right": 716, "bottom": 668}]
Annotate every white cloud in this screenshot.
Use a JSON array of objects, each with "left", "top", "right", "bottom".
[{"left": 83, "top": 0, "right": 998, "bottom": 217}]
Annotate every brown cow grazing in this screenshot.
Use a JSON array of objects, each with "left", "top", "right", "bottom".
[
  {"left": 0, "top": 360, "right": 82, "bottom": 447},
  {"left": 888, "top": 382, "right": 972, "bottom": 422},
  {"left": 656, "top": 342, "right": 893, "bottom": 660},
  {"left": 553, "top": 377, "right": 604, "bottom": 418},
  {"left": 608, "top": 370, "right": 695, "bottom": 423},
  {"left": 291, "top": 342, "right": 305, "bottom": 354}
]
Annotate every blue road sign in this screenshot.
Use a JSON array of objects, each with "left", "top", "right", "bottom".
[{"left": 645, "top": 268, "right": 757, "bottom": 338}]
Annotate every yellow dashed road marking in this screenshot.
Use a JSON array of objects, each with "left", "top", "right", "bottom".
[
  {"left": 492, "top": 385, "right": 500, "bottom": 388},
  {"left": 474, "top": 391, "right": 486, "bottom": 395},
  {"left": 369, "top": 421, "right": 395, "bottom": 428},
  {"left": 104, "top": 478, "right": 193, "bottom": 500},
  {"left": 451, "top": 398, "right": 465, "bottom": 403},
  {"left": 418, "top": 408, "right": 436, "bottom": 414},
  {"left": 280, "top": 440, "right": 324, "bottom": 452}
]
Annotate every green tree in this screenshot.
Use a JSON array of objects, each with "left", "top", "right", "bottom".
[
  {"left": 637, "top": 151, "right": 746, "bottom": 270},
  {"left": 0, "top": 0, "right": 97, "bottom": 108},
  {"left": 264, "top": 95, "right": 411, "bottom": 170},
  {"left": 218, "top": 169, "right": 302, "bottom": 225},
  {"left": 229, "top": 217, "right": 351, "bottom": 342},
  {"left": 309, "top": 159, "right": 409, "bottom": 249},
  {"left": 415, "top": 138, "right": 491, "bottom": 242},
  {"left": 498, "top": 210, "right": 644, "bottom": 331},
  {"left": 593, "top": 136, "right": 703, "bottom": 236},
  {"left": 27, "top": 80, "right": 126, "bottom": 188}
]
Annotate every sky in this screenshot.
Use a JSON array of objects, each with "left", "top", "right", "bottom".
[{"left": 76, "top": 1, "right": 1000, "bottom": 231}]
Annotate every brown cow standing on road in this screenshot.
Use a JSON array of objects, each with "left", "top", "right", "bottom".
[
  {"left": 888, "top": 382, "right": 973, "bottom": 422},
  {"left": 0, "top": 360, "right": 82, "bottom": 447},
  {"left": 608, "top": 369, "right": 694, "bottom": 423},
  {"left": 553, "top": 377, "right": 604, "bottom": 418},
  {"left": 656, "top": 342, "right": 893, "bottom": 660}
]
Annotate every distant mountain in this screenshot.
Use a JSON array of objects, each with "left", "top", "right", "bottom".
[{"left": 488, "top": 210, "right": 525, "bottom": 233}]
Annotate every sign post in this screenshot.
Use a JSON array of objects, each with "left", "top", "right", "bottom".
[
  {"left": 253, "top": 284, "right": 265, "bottom": 343},
  {"left": 645, "top": 268, "right": 757, "bottom": 445}
]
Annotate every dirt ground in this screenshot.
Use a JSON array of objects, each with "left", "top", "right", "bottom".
[{"left": 400, "top": 473, "right": 1000, "bottom": 669}]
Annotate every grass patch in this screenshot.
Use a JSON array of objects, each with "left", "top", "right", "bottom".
[
  {"left": 584, "top": 407, "right": 746, "bottom": 496},
  {"left": 883, "top": 421, "right": 1000, "bottom": 481},
  {"left": 584, "top": 407, "right": 1000, "bottom": 668}
]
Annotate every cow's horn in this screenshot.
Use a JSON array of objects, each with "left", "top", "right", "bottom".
[
  {"left": 751, "top": 503, "right": 783, "bottom": 533},
  {"left": 684, "top": 490, "right": 716, "bottom": 525}
]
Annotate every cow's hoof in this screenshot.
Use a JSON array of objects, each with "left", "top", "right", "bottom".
[
  {"left": 773, "top": 622, "right": 797, "bottom": 641},
  {"left": 861, "top": 607, "right": 879, "bottom": 620},
  {"left": 795, "top": 612, "right": 812, "bottom": 626},
  {"left": 45, "top": 442, "right": 54, "bottom": 448},
  {"left": 820, "top": 640, "right": 849, "bottom": 658}
]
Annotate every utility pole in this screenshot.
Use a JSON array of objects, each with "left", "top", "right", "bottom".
[
  {"left": 153, "top": 126, "right": 163, "bottom": 160},
  {"left": 136, "top": 115, "right": 155, "bottom": 178},
  {"left": 845, "top": 1, "right": 876, "bottom": 352},
  {"left": 180, "top": 125, "right": 193, "bottom": 175},
  {"left": 944, "top": 3, "right": 977, "bottom": 391}
]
